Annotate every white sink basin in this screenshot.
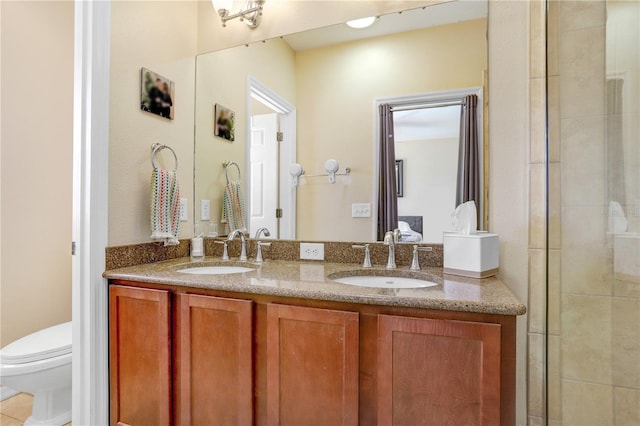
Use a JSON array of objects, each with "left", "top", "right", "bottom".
[
  {"left": 177, "top": 266, "right": 255, "bottom": 275},
  {"left": 332, "top": 275, "right": 438, "bottom": 289}
]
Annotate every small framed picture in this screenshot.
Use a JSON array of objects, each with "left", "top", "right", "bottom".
[
  {"left": 140, "top": 68, "right": 174, "bottom": 120},
  {"left": 214, "top": 103, "right": 235, "bottom": 142},
  {"left": 395, "top": 159, "right": 404, "bottom": 198}
]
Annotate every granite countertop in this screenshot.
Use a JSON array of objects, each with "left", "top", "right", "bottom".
[{"left": 103, "top": 258, "right": 526, "bottom": 316}]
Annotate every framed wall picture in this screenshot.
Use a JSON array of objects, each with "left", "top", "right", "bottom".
[
  {"left": 395, "top": 159, "right": 404, "bottom": 197},
  {"left": 214, "top": 103, "right": 235, "bottom": 142},
  {"left": 140, "top": 68, "right": 174, "bottom": 120}
]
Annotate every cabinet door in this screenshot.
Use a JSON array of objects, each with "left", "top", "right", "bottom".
[
  {"left": 174, "top": 294, "right": 253, "bottom": 425},
  {"left": 266, "top": 304, "right": 359, "bottom": 426},
  {"left": 109, "top": 285, "right": 171, "bottom": 426},
  {"left": 377, "top": 315, "right": 501, "bottom": 426}
]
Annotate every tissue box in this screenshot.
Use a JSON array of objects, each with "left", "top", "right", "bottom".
[{"left": 443, "top": 232, "right": 499, "bottom": 278}]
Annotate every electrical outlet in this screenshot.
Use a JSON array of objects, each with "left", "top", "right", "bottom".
[
  {"left": 200, "top": 199, "right": 211, "bottom": 221},
  {"left": 179, "top": 198, "right": 188, "bottom": 222},
  {"left": 300, "top": 242, "right": 325, "bottom": 260},
  {"left": 352, "top": 203, "right": 371, "bottom": 218}
]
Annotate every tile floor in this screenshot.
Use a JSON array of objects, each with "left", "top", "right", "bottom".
[{"left": 0, "top": 393, "right": 71, "bottom": 426}]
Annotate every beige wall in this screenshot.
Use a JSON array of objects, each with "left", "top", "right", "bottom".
[
  {"left": 396, "top": 138, "right": 458, "bottom": 243},
  {"left": 0, "top": 1, "right": 74, "bottom": 346},
  {"left": 194, "top": 38, "right": 296, "bottom": 235},
  {"left": 109, "top": 1, "right": 198, "bottom": 246},
  {"left": 295, "top": 19, "right": 487, "bottom": 241},
  {"left": 197, "top": 0, "right": 439, "bottom": 54},
  {"left": 487, "top": 2, "right": 530, "bottom": 424}
]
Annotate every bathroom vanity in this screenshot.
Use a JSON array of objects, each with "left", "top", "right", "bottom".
[{"left": 105, "top": 258, "right": 525, "bottom": 426}]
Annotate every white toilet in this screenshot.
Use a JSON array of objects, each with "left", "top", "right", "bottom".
[{"left": 0, "top": 322, "right": 72, "bottom": 426}]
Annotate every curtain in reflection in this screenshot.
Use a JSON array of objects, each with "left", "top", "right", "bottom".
[
  {"left": 456, "top": 94, "right": 480, "bottom": 223},
  {"left": 377, "top": 104, "right": 398, "bottom": 240}
]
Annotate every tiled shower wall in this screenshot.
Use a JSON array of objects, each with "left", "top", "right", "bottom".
[{"left": 529, "top": 1, "right": 640, "bottom": 424}]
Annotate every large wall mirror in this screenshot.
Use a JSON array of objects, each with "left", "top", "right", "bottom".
[{"left": 194, "top": 0, "right": 488, "bottom": 243}]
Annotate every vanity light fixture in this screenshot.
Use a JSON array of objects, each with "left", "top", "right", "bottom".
[
  {"left": 346, "top": 16, "right": 376, "bottom": 29},
  {"left": 211, "top": 0, "right": 265, "bottom": 28}
]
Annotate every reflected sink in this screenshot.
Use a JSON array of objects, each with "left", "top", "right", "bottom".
[
  {"left": 328, "top": 271, "right": 439, "bottom": 289},
  {"left": 177, "top": 266, "right": 255, "bottom": 275}
]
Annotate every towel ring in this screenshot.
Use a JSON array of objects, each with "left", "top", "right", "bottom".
[
  {"left": 223, "top": 160, "right": 241, "bottom": 184},
  {"left": 151, "top": 143, "right": 178, "bottom": 171}
]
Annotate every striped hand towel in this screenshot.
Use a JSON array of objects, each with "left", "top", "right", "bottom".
[
  {"left": 150, "top": 168, "right": 181, "bottom": 246},
  {"left": 221, "top": 181, "right": 246, "bottom": 235}
]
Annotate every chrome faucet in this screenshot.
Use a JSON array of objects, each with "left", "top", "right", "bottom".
[
  {"left": 383, "top": 231, "right": 397, "bottom": 269},
  {"left": 254, "top": 227, "right": 271, "bottom": 263},
  {"left": 352, "top": 244, "right": 372, "bottom": 268},
  {"left": 227, "top": 229, "right": 248, "bottom": 261},
  {"left": 410, "top": 245, "right": 433, "bottom": 271}
]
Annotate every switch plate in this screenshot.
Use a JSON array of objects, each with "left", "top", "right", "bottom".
[
  {"left": 352, "top": 203, "right": 371, "bottom": 218},
  {"left": 300, "top": 243, "right": 325, "bottom": 261},
  {"left": 200, "top": 199, "right": 211, "bottom": 221},
  {"left": 179, "top": 198, "right": 188, "bottom": 222}
]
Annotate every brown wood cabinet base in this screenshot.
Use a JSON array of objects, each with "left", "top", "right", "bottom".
[{"left": 109, "top": 280, "right": 517, "bottom": 425}]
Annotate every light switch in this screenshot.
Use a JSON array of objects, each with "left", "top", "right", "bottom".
[
  {"left": 352, "top": 203, "right": 371, "bottom": 218},
  {"left": 200, "top": 199, "right": 211, "bottom": 221},
  {"left": 179, "top": 198, "right": 188, "bottom": 222}
]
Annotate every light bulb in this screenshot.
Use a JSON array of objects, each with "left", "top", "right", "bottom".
[{"left": 346, "top": 16, "right": 376, "bottom": 29}]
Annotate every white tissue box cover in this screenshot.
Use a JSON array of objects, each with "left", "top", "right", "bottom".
[{"left": 443, "top": 232, "right": 499, "bottom": 278}]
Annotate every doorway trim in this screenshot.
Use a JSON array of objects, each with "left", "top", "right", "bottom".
[
  {"left": 373, "top": 87, "right": 484, "bottom": 241},
  {"left": 246, "top": 76, "right": 297, "bottom": 239},
  {"left": 72, "top": 1, "right": 110, "bottom": 424}
]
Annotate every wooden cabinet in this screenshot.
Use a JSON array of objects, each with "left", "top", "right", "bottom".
[
  {"left": 266, "top": 304, "right": 359, "bottom": 426},
  {"left": 109, "top": 285, "right": 171, "bottom": 426},
  {"left": 109, "top": 281, "right": 516, "bottom": 425},
  {"left": 377, "top": 314, "right": 502, "bottom": 426},
  {"left": 174, "top": 294, "right": 253, "bottom": 425}
]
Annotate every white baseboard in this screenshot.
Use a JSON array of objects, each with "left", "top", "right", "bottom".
[{"left": 0, "top": 386, "right": 20, "bottom": 401}]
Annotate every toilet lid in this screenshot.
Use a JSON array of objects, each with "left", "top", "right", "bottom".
[{"left": 0, "top": 322, "right": 71, "bottom": 364}]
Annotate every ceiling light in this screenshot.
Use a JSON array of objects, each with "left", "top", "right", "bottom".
[
  {"left": 346, "top": 16, "right": 376, "bottom": 29},
  {"left": 211, "top": 0, "right": 265, "bottom": 29}
]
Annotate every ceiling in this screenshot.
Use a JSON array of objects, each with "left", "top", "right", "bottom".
[
  {"left": 394, "top": 105, "right": 461, "bottom": 142},
  {"left": 283, "top": 0, "right": 488, "bottom": 52}
]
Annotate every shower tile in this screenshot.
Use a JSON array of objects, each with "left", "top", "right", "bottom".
[
  {"left": 548, "top": 76, "right": 560, "bottom": 162},
  {"left": 528, "top": 415, "right": 544, "bottom": 426},
  {"left": 528, "top": 249, "right": 545, "bottom": 333},
  {"left": 612, "top": 297, "right": 640, "bottom": 389},
  {"left": 547, "top": 1, "right": 559, "bottom": 77},
  {"left": 614, "top": 387, "right": 640, "bottom": 426},
  {"left": 559, "top": 0, "right": 606, "bottom": 31},
  {"left": 561, "top": 205, "right": 612, "bottom": 296},
  {"left": 528, "top": 333, "right": 545, "bottom": 417},
  {"left": 549, "top": 163, "right": 561, "bottom": 249},
  {"left": 560, "top": 116, "right": 606, "bottom": 207},
  {"left": 548, "top": 334, "right": 562, "bottom": 421},
  {"left": 548, "top": 249, "right": 561, "bottom": 335},
  {"left": 530, "top": 0, "right": 546, "bottom": 79},
  {"left": 561, "top": 294, "right": 612, "bottom": 383},
  {"left": 529, "top": 164, "right": 546, "bottom": 249},
  {"left": 562, "top": 380, "right": 613, "bottom": 426},
  {"left": 559, "top": 26, "right": 605, "bottom": 119},
  {"left": 530, "top": 78, "right": 546, "bottom": 164}
]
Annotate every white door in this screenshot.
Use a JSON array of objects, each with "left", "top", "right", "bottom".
[{"left": 249, "top": 113, "right": 279, "bottom": 237}]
